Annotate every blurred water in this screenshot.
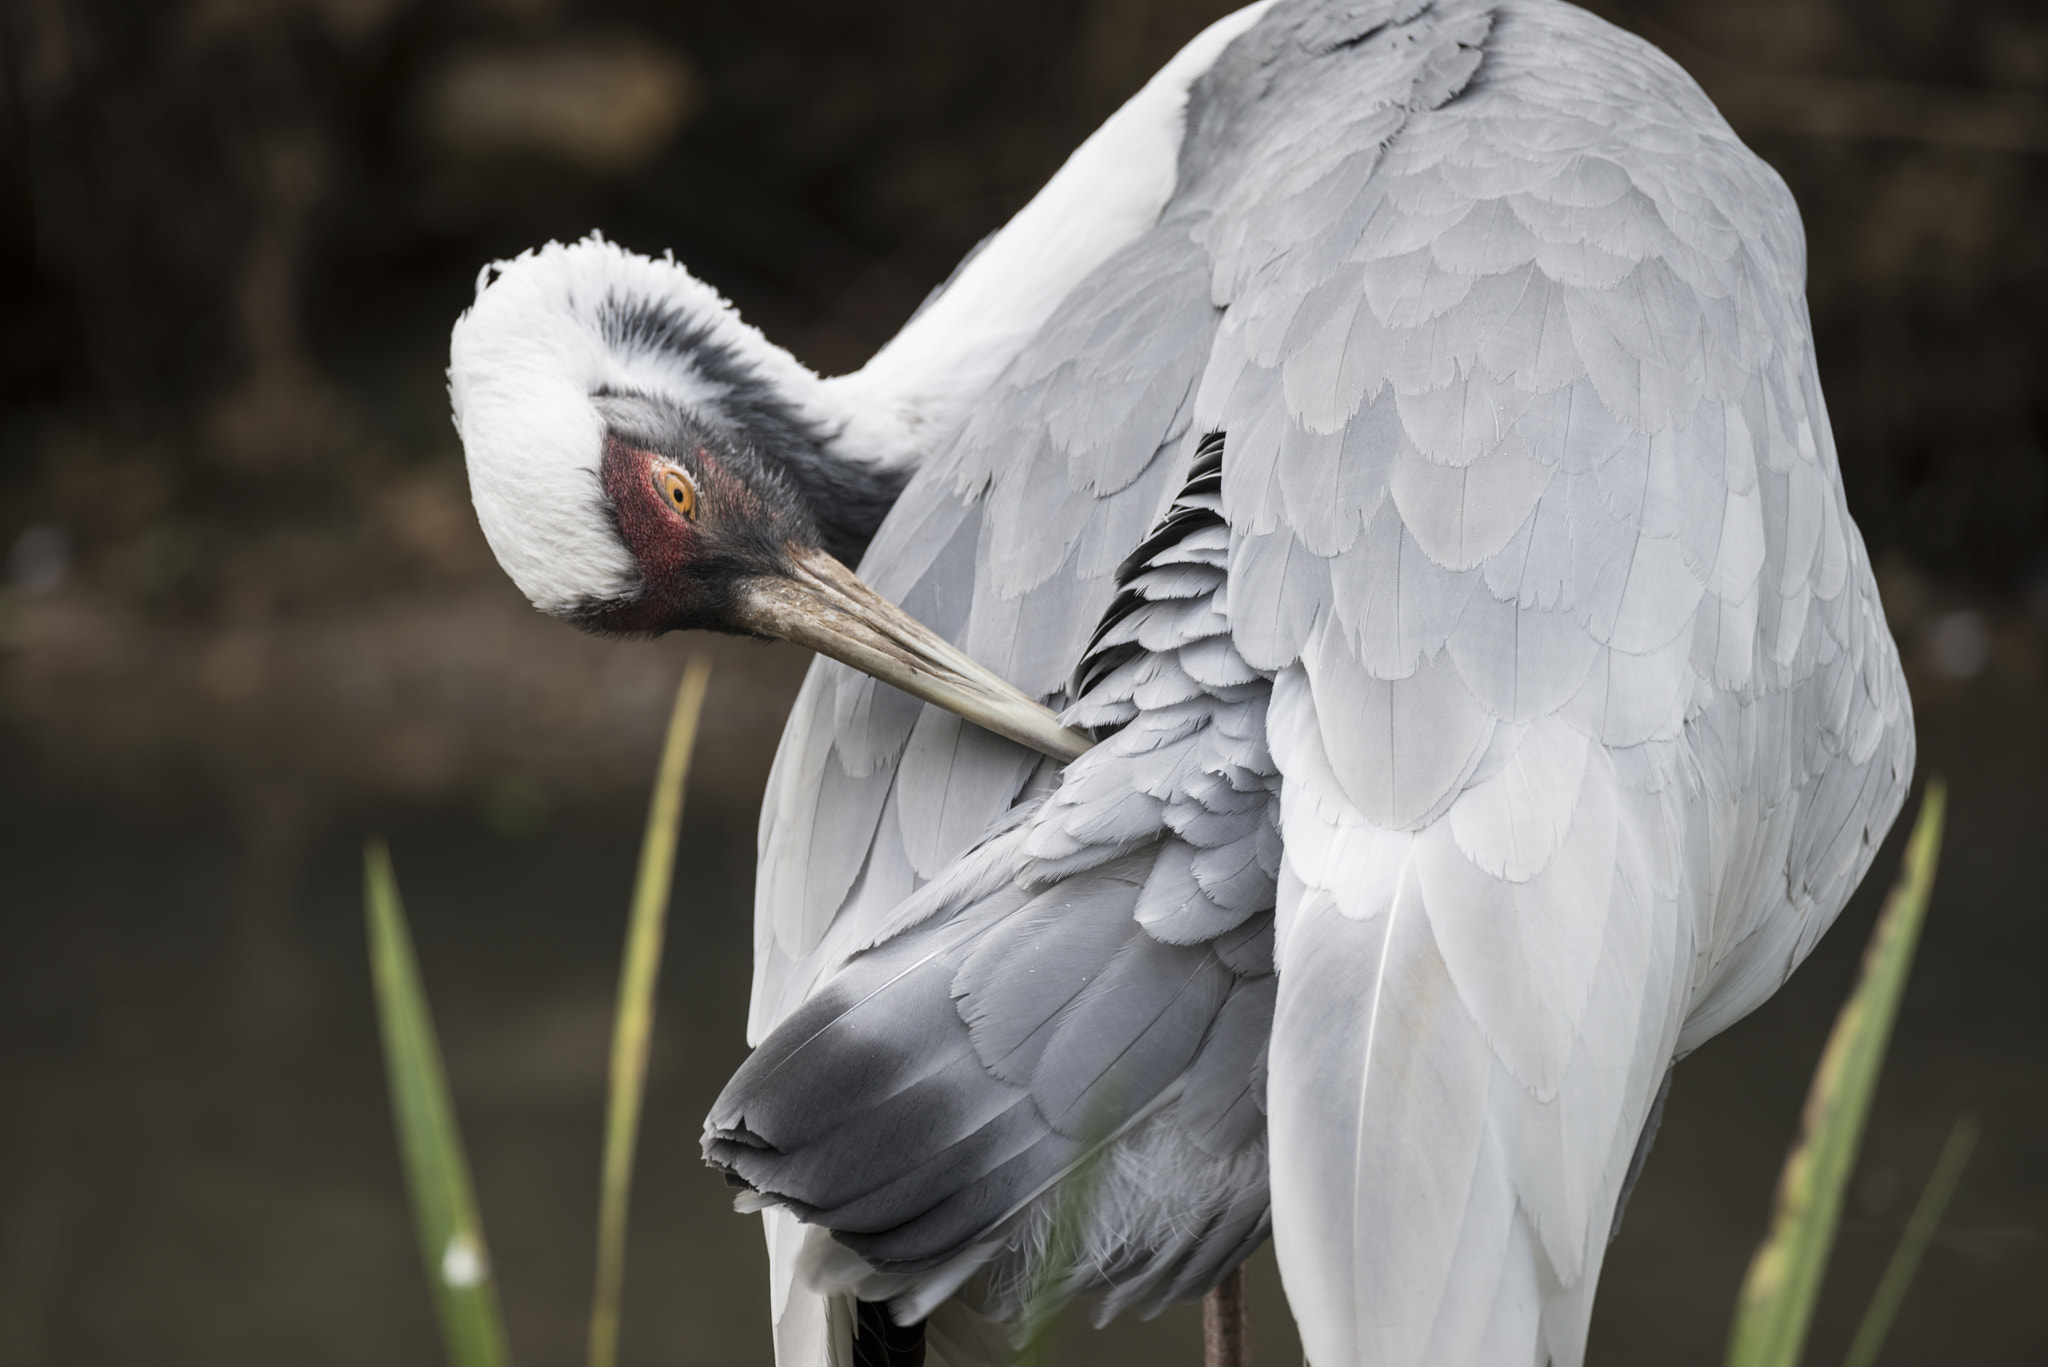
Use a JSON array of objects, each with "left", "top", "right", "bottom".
[{"left": 2, "top": 654, "right": 2043, "bottom": 1365}]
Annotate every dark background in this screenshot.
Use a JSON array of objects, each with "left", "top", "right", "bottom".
[{"left": 2, "top": 0, "right": 2044, "bottom": 1362}]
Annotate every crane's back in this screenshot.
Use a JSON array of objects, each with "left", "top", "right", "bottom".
[{"left": 723, "top": 3, "right": 1915, "bottom": 1364}]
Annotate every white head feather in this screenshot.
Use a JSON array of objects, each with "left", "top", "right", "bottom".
[{"left": 447, "top": 234, "right": 820, "bottom": 615}]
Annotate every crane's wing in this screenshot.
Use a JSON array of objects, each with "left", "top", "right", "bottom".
[
  {"left": 1172, "top": 2, "right": 1914, "bottom": 1364},
  {"left": 747, "top": 228, "right": 1223, "bottom": 1046},
  {"left": 740, "top": 219, "right": 1237, "bottom": 1365},
  {"left": 722, "top": 431, "right": 1281, "bottom": 1329},
  {"left": 740, "top": 83, "right": 1243, "bottom": 1367}
]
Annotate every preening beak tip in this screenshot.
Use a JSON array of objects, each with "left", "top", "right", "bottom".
[{"left": 736, "top": 550, "right": 1094, "bottom": 764}]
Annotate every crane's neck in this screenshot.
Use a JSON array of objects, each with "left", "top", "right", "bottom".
[{"left": 817, "top": 2, "right": 1273, "bottom": 469}]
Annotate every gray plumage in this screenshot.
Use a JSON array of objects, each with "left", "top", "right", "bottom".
[
  {"left": 705, "top": 1, "right": 1914, "bottom": 1364},
  {"left": 712, "top": 437, "right": 1281, "bottom": 1328}
]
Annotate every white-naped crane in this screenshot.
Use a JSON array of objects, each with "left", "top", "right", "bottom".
[{"left": 447, "top": 1, "right": 1915, "bottom": 1364}]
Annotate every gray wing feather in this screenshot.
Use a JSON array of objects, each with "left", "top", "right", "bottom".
[
  {"left": 953, "top": 865, "right": 1149, "bottom": 1089},
  {"left": 1178, "top": 971, "right": 1276, "bottom": 1156},
  {"left": 1030, "top": 932, "right": 1238, "bottom": 1136}
]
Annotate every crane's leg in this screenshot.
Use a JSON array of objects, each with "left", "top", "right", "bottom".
[{"left": 1203, "top": 1266, "right": 1249, "bottom": 1367}]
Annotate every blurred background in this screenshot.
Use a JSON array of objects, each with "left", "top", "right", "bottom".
[{"left": 1, "top": 0, "right": 2043, "bottom": 1362}]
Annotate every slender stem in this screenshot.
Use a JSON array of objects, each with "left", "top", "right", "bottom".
[
  {"left": 1841, "top": 1113, "right": 1980, "bottom": 1367},
  {"left": 588, "top": 660, "right": 714, "bottom": 1367},
  {"left": 1723, "top": 780, "right": 1947, "bottom": 1367},
  {"left": 1203, "top": 1266, "right": 1250, "bottom": 1367}
]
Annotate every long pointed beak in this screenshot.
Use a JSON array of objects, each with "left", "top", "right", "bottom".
[{"left": 737, "top": 547, "right": 1093, "bottom": 765}]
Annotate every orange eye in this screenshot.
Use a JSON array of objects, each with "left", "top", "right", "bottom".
[{"left": 658, "top": 467, "right": 698, "bottom": 518}]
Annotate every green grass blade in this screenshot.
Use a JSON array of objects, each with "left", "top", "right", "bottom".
[
  {"left": 1013, "top": 1092, "right": 1123, "bottom": 1367},
  {"left": 589, "top": 659, "right": 714, "bottom": 1367},
  {"left": 1840, "top": 1112, "right": 1980, "bottom": 1367},
  {"left": 1724, "top": 780, "right": 1947, "bottom": 1367},
  {"left": 365, "top": 840, "right": 512, "bottom": 1367},
  {"left": 1012, "top": 1159, "right": 1103, "bottom": 1367}
]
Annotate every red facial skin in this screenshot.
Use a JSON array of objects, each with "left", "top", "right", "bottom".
[
  {"left": 601, "top": 434, "right": 701, "bottom": 582},
  {"left": 588, "top": 433, "right": 786, "bottom": 635}
]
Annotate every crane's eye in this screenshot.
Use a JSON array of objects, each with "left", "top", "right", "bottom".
[{"left": 658, "top": 467, "right": 698, "bottom": 518}]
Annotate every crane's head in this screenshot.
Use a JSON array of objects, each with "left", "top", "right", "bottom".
[
  {"left": 550, "top": 392, "right": 822, "bottom": 637},
  {"left": 447, "top": 235, "right": 1089, "bottom": 762}
]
